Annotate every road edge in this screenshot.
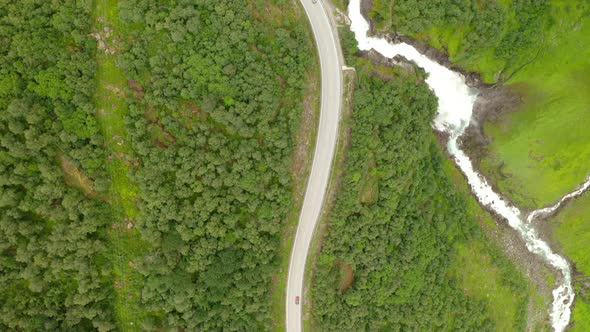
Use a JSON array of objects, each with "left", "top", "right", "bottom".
[{"left": 285, "top": 0, "right": 345, "bottom": 331}]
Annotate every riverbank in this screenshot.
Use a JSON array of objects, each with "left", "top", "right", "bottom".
[
  {"left": 363, "top": 33, "right": 553, "bottom": 332},
  {"left": 353, "top": 0, "right": 574, "bottom": 329},
  {"left": 543, "top": 193, "right": 590, "bottom": 330},
  {"left": 363, "top": 0, "right": 590, "bottom": 212}
]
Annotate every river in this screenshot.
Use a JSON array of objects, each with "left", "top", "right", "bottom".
[{"left": 347, "top": 0, "right": 574, "bottom": 330}]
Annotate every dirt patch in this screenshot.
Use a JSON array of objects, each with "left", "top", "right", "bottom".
[
  {"left": 360, "top": 0, "right": 373, "bottom": 24},
  {"left": 151, "top": 126, "right": 177, "bottom": 148},
  {"left": 91, "top": 24, "right": 117, "bottom": 55},
  {"left": 113, "top": 280, "right": 125, "bottom": 290},
  {"left": 460, "top": 84, "right": 523, "bottom": 174},
  {"left": 359, "top": 156, "right": 378, "bottom": 205},
  {"left": 127, "top": 80, "right": 145, "bottom": 100},
  {"left": 105, "top": 84, "right": 125, "bottom": 97},
  {"left": 110, "top": 217, "right": 138, "bottom": 235},
  {"left": 144, "top": 108, "right": 177, "bottom": 148},
  {"left": 291, "top": 69, "right": 320, "bottom": 181},
  {"left": 332, "top": 2, "right": 352, "bottom": 25},
  {"left": 363, "top": 49, "right": 417, "bottom": 77},
  {"left": 269, "top": 274, "right": 280, "bottom": 303},
  {"left": 339, "top": 262, "right": 354, "bottom": 292},
  {"left": 179, "top": 102, "right": 208, "bottom": 126},
  {"left": 59, "top": 154, "right": 98, "bottom": 198}
]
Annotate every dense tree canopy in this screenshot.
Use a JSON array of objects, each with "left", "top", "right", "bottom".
[
  {"left": 370, "top": 0, "right": 553, "bottom": 80},
  {"left": 310, "top": 46, "right": 501, "bottom": 330},
  {"left": 0, "top": 1, "right": 117, "bottom": 330},
  {"left": 1, "top": 0, "right": 315, "bottom": 330},
  {"left": 115, "top": 0, "right": 314, "bottom": 329}
]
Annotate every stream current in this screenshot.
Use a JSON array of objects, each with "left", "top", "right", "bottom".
[{"left": 346, "top": 0, "right": 588, "bottom": 330}]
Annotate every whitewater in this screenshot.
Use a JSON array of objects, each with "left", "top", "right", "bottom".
[{"left": 347, "top": 0, "right": 576, "bottom": 330}]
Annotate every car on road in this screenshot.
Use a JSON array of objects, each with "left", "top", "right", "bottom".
[
  {"left": 295, "top": 296, "right": 300, "bottom": 305},
  {"left": 312, "top": 0, "right": 318, "bottom": 3}
]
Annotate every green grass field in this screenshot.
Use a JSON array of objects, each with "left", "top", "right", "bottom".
[
  {"left": 415, "top": 25, "right": 508, "bottom": 84},
  {"left": 550, "top": 192, "right": 590, "bottom": 330},
  {"left": 444, "top": 160, "right": 542, "bottom": 331},
  {"left": 411, "top": 0, "right": 514, "bottom": 83},
  {"left": 571, "top": 299, "right": 590, "bottom": 332},
  {"left": 451, "top": 241, "right": 526, "bottom": 331},
  {"left": 552, "top": 194, "right": 590, "bottom": 278},
  {"left": 479, "top": 1, "right": 590, "bottom": 209},
  {"left": 93, "top": 0, "right": 153, "bottom": 329}
]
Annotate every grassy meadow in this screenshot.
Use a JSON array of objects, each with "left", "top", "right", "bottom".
[
  {"left": 444, "top": 159, "right": 547, "bottom": 331},
  {"left": 550, "top": 192, "right": 590, "bottom": 330},
  {"left": 481, "top": 1, "right": 590, "bottom": 209}
]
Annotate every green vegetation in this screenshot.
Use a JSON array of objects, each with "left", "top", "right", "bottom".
[
  {"left": 113, "top": 0, "right": 316, "bottom": 329},
  {"left": 369, "top": 0, "right": 590, "bottom": 327},
  {"left": 370, "top": 0, "right": 551, "bottom": 83},
  {"left": 271, "top": 17, "right": 322, "bottom": 331},
  {"left": 309, "top": 31, "right": 530, "bottom": 330},
  {"left": 371, "top": 0, "right": 590, "bottom": 210},
  {"left": 550, "top": 193, "right": 590, "bottom": 330},
  {"left": 0, "top": 0, "right": 117, "bottom": 330},
  {"left": 452, "top": 241, "right": 525, "bottom": 331},
  {"left": 0, "top": 0, "right": 317, "bottom": 330},
  {"left": 93, "top": 0, "right": 153, "bottom": 328},
  {"left": 553, "top": 194, "right": 590, "bottom": 277},
  {"left": 332, "top": 0, "right": 350, "bottom": 12},
  {"left": 479, "top": 1, "right": 590, "bottom": 209},
  {"left": 443, "top": 158, "right": 547, "bottom": 331},
  {"left": 571, "top": 299, "right": 590, "bottom": 332}
]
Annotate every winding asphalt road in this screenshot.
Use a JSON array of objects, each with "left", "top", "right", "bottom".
[{"left": 286, "top": 1, "right": 343, "bottom": 331}]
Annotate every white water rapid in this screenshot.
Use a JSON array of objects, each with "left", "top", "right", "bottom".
[
  {"left": 347, "top": 0, "right": 573, "bottom": 330},
  {"left": 527, "top": 175, "right": 590, "bottom": 223}
]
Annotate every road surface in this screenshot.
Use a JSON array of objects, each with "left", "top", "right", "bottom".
[{"left": 286, "top": 0, "right": 343, "bottom": 331}]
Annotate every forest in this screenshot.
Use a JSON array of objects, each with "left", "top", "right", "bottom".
[
  {"left": 0, "top": 0, "right": 116, "bottom": 330},
  {"left": 116, "top": 0, "right": 315, "bottom": 329},
  {"left": 309, "top": 29, "right": 530, "bottom": 331},
  {"left": 1, "top": 0, "right": 316, "bottom": 330},
  {"left": 2, "top": 0, "right": 563, "bottom": 330},
  {"left": 370, "top": 0, "right": 552, "bottom": 82}
]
